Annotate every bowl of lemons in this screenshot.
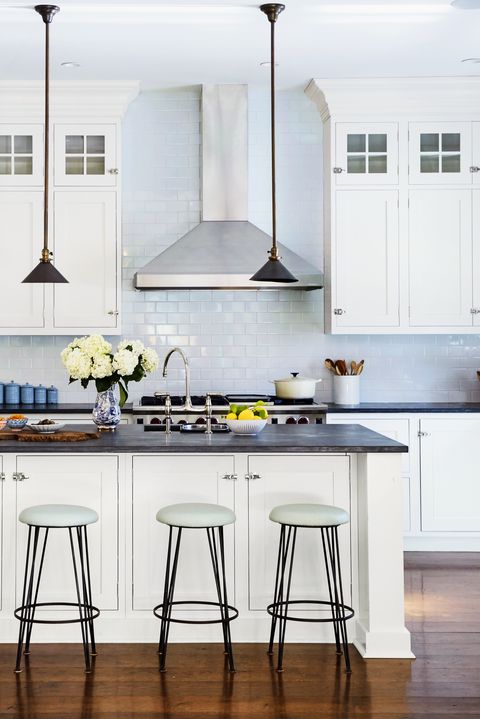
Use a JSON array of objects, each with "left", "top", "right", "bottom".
[{"left": 225, "top": 401, "right": 268, "bottom": 435}]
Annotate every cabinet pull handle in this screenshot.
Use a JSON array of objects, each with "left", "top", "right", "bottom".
[
  {"left": 245, "top": 473, "right": 261, "bottom": 481},
  {"left": 108, "top": 168, "right": 119, "bottom": 175},
  {"left": 108, "top": 310, "right": 119, "bottom": 316},
  {"left": 333, "top": 167, "right": 344, "bottom": 174},
  {"left": 333, "top": 308, "right": 345, "bottom": 316},
  {"left": 470, "top": 166, "right": 480, "bottom": 173},
  {"left": 0, "top": 472, "right": 4, "bottom": 482},
  {"left": 222, "top": 474, "right": 238, "bottom": 481},
  {"left": 13, "top": 472, "right": 29, "bottom": 481},
  {"left": 470, "top": 308, "right": 480, "bottom": 314},
  {"left": 417, "top": 431, "right": 430, "bottom": 438}
]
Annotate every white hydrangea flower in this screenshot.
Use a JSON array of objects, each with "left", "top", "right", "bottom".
[
  {"left": 81, "top": 334, "right": 112, "bottom": 357},
  {"left": 113, "top": 348, "right": 138, "bottom": 376},
  {"left": 141, "top": 347, "right": 159, "bottom": 374},
  {"left": 117, "top": 339, "right": 145, "bottom": 355},
  {"left": 64, "top": 347, "right": 92, "bottom": 380},
  {"left": 91, "top": 354, "right": 114, "bottom": 379}
]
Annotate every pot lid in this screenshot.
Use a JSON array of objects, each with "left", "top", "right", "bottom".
[{"left": 273, "top": 372, "right": 319, "bottom": 383}]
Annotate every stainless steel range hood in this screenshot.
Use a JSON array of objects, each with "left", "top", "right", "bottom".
[{"left": 134, "top": 85, "right": 323, "bottom": 291}]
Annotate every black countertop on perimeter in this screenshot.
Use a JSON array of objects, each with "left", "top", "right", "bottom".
[
  {"left": 0, "top": 403, "right": 133, "bottom": 415},
  {"left": 0, "top": 423, "right": 407, "bottom": 454},
  {"left": 324, "top": 402, "right": 480, "bottom": 413}
]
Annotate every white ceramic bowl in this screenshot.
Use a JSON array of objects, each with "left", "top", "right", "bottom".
[
  {"left": 30, "top": 421, "right": 65, "bottom": 434},
  {"left": 225, "top": 418, "right": 267, "bottom": 435}
]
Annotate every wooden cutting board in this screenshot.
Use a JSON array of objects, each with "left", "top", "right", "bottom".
[{"left": 0, "top": 430, "right": 99, "bottom": 442}]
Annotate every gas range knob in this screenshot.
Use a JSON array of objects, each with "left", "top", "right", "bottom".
[
  {"left": 286, "top": 417, "right": 297, "bottom": 424},
  {"left": 196, "top": 417, "right": 206, "bottom": 424},
  {"left": 298, "top": 417, "right": 310, "bottom": 424},
  {"left": 150, "top": 417, "right": 161, "bottom": 424}
]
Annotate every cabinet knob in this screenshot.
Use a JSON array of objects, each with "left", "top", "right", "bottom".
[
  {"left": 333, "top": 167, "right": 344, "bottom": 174},
  {"left": 417, "top": 431, "right": 430, "bottom": 438},
  {"left": 470, "top": 308, "right": 480, "bottom": 314},
  {"left": 470, "top": 166, "right": 480, "bottom": 173},
  {"left": 333, "top": 308, "right": 345, "bottom": 316},
  {"left": 108, "top": 168, "right": 119, "bottom": 175},
  {"left": 108, "top": 310, "right": 119, "bottom": 316},
  {"left": 0, "top": 472, "right": 4, "bottom": 482}
]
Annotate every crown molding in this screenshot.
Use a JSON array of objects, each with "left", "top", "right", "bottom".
[
  {"left": 305, "top": 77, "right": 480, "bottom": 121},
  {"left": 0, "top": 81, "right": 139, "bottom": 121}
]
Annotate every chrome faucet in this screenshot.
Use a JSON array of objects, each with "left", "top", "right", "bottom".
[{"left": 162, "top": 347, "right": 193, "bottom": 411}]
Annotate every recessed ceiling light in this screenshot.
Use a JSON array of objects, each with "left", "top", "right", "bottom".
[
  {"left": 452, "top": 0, "right": 480, "bottom": 8},
  {"left": 61, "top": 61, "right": 80, "bottom": 68},
  {"left": 461, "top": 57, "right": 480, "bottom": 63}
]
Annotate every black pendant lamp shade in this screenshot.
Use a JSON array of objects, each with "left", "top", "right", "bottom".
[
  {"left": 22, "top": 5, "right": 68, "bottom": 284},
  {"left": 250, "top": 3, "right": 298, "bottom": 284}
]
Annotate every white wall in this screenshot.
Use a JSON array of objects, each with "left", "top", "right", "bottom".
[{"left": 1, "top": 85, "right": 480, "bottom": 404}]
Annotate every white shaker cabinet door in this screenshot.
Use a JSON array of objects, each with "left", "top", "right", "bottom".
[
  {"left": 247, "top": 455, "right": 351, "bottom": 613},
  {"left": 52, "top": 191, "right": 118, "bottom": 331},
  {"left": 408, "top": 189, "right": 472, "bottom": 327},
  {"left": 334, "top": 123, "right": 398, "bottom": 185},
  {"left": 0, "top": 192, "right": 44, "bottom": 328},
  {"left": 332, "top": 190, "right": 399, "bottom": 329},
  {"left": 14, "top": 455, "right": 119, "bottom": 610},
  {"left": 408, "top": 122, "right": 472, "bottom": 185},
  {"left": 420, "top": 419, "right": 480, "bottom": 532},
  {"left": 471, "top": 190, "right": 480, "bottom": 324},
  {"left": 54, "top": 124, "right": 117, "bottom": 187},
  {"left": 132, "top": 455, "right": 236, "bottom": 612}
]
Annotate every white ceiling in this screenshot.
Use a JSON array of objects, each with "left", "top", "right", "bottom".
[{"left": 0, "top": 0, "right": 479, "bottom": 89}]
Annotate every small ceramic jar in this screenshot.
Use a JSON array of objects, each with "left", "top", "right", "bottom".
[
  {"left": 34, "top": 384, "right": 47, "bottom": 404},
  {"left": 20, "top": 383, "right": 35, "bottom": 404},
  {"left": 47, "top": 385, "right": 59, "bottom": 404},
  {"left": 5, "top": 381, "right": 20, "bottom": 404}
]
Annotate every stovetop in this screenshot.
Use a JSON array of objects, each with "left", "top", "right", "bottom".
[
  {"left": 141, "top": 394, "right": 229, "bottom": 407},
  {"left": 136, "top": 394, "right": 327, "bottom": 411}
]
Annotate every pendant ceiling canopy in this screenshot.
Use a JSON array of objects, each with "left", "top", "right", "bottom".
[
  {"left": 22, "top": 4, "right": 68, "bottom": 284},
  {"left": 250, "top": 3, "right": 298, "bottom": 285}
]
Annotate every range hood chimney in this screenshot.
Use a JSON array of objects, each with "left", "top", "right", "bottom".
[{"left": 134, "top": 85, "right": 323, "bottom": 291}]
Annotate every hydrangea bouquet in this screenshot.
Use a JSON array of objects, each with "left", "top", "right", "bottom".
[{"left": 61, "top": 335, "right": 159, "bottom": 407}]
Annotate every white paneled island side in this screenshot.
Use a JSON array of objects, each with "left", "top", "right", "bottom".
[{"left": 0, "top": 424, "right": 412, "bottom": 660}]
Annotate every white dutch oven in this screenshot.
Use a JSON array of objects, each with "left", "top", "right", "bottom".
[{"left": 271, "top": 372, "right": 321, "bottom": 400}]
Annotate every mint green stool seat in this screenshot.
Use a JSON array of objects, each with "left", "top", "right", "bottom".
[
  {"left": 19, "top": 504, "right": 98, "bottom": 528},
  {"left": 156, "top": 502, "right": 235, "bottom": 528},
  {"left": 269, "top": 503, "right": 349, "bottom": 528}
]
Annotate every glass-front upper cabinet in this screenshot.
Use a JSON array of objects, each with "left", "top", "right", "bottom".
[
  {"left": 334, "top": 123, "right": 398, "bottom": 185},
  {"left": 54, "top": 124, "right": 117, "bottom": 186},
  {"left": 409, "top": 122, "right": 471, "bottom": 184},
  {"left": 0, "top": 125, "right": 43, "bottom": 186}
]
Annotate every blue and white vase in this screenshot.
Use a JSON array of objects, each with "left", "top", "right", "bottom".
[{"left": 92, "top": 388, "right": 121, "bottom": 430}]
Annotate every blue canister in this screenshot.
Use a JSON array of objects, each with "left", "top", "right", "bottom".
[
  {"left": 47, "top": 385, "right": 58, "bottom": 404},
  {"left": 5, "top": 380, "right": 20, "bottom": 404},
  {"left": 21, "top": 383, "right": 35, "bottom": 404},
  {"left": 34, "top": 384, "right": 47, "bottom": 404},
  {"left": 0, "top": 383, "right": 3, "bottom": 405}
]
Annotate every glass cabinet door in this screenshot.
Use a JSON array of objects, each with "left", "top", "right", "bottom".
[
  {"left": 335, "top": 123, "right": 398, "bottom": 185},
  {"left": 0, "top": 125, "right": 43, "bottom": 186},
  {"left": 53, "top": 124, "right": 117, "bottom": 186},
  {"left": 408, "top": 122, "right": 471, "bottom": 185}
]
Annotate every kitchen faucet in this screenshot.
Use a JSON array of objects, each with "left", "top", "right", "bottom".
[{"left": 162, "top": 347, "right": 193, "bottom": 411}]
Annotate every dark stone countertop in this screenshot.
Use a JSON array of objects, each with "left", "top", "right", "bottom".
[
  {"left": 325, "top": 402, "right": 480, "bottom": 413},
  {"left": 0, "top": 403, "right": 134, "bottom": 415},
  {"left": 0, "top": 423, "right": 408, "bottom": 454}
]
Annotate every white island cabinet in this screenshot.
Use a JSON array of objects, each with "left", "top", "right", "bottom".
[{"left": 0, "top": 425, "right": 411, "bottom": 660}]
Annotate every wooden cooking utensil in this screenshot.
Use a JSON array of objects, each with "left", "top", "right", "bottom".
[
  {"left": 351, "top": 360, "right": 358, "bottom": 375},
  {"left": 356, "top": 360, "right": 365, "bottom": 375},
  {"left": 324, "top": 358, "right": 336, "bottom": 374}
]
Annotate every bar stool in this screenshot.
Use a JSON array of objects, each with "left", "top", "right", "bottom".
[
  {"left": 14, "top": 504, "right": 99, "bottom": 674},
  {"left": 267, "top": 503, "right": 354, "bottom": 673},
  {"left": 154, "top": 502, "right": 238, "bottom": 672}
]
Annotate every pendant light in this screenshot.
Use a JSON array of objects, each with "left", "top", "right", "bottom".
[
  {"left": 22, "top": 5, "right": 68, "bottom": 284},
  {"left": 250, "top": 3, "right": 298, "bottom": 284}
]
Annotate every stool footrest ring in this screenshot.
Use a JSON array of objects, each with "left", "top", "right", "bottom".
[
  {"left": 153, "top": 600, "right": 239, "bottom": 625},
  {"left": 267, "top": 599, "right": 354, "bottom": 623},
  {"left": 14, "top": 602, "right": 100, "bottom": 625}
]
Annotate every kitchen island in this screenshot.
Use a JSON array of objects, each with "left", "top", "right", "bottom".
[{"left": 0, "top": 424, "right": 412, "bottom": 660}]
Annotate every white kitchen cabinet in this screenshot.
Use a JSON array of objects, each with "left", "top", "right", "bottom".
[
  {"left": 408, "top": 122, "right": 471, "bottom": 185},
  {"left": 408, "top": 189, "right": 472, "bottom": 327},
  {"left": 14, "top": 455, "right": 118, "bottom": 610},
  {"left": 54, "top": 124, "right": 117, "bottom": 187},
  {"left": 0, "top": 456, "right": 3, "bottom": 611},
  {"left": 132, "top": 455, "right": 236, "bottom": 612},
  {"left": 419, "top": 418, "right": 480, "bottom": 532},
  {"left": 0, "top": 125, "right": 43, "bottom": 187},
  {"left": 0, "top": 192, "right": 45, "bottom": 328},
  {"left": 326, "top": 416, "right": 411, "bottom": 532},
  {"left": 335, "top": 122, "right": 398, "bottom": 185},
  {"left": 53, "top": 191, "right": 119, "bottom": 330},
  {"left": 332, "top": 190, "right": 399, "bottom": 329},
  {"left": 247, "top": 455, "right": 351, "bottom": 613}
]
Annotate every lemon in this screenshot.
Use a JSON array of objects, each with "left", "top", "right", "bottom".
[
  {"left": 226, "top": 412, "right": 237, "bottom": 420},
  {"left": 238, "top": 409, "right": 255, "bottom": 420}
]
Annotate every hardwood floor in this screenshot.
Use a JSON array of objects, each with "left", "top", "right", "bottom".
[{"left": 1, "top": 552, "right": 479, "bottom": 719}]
